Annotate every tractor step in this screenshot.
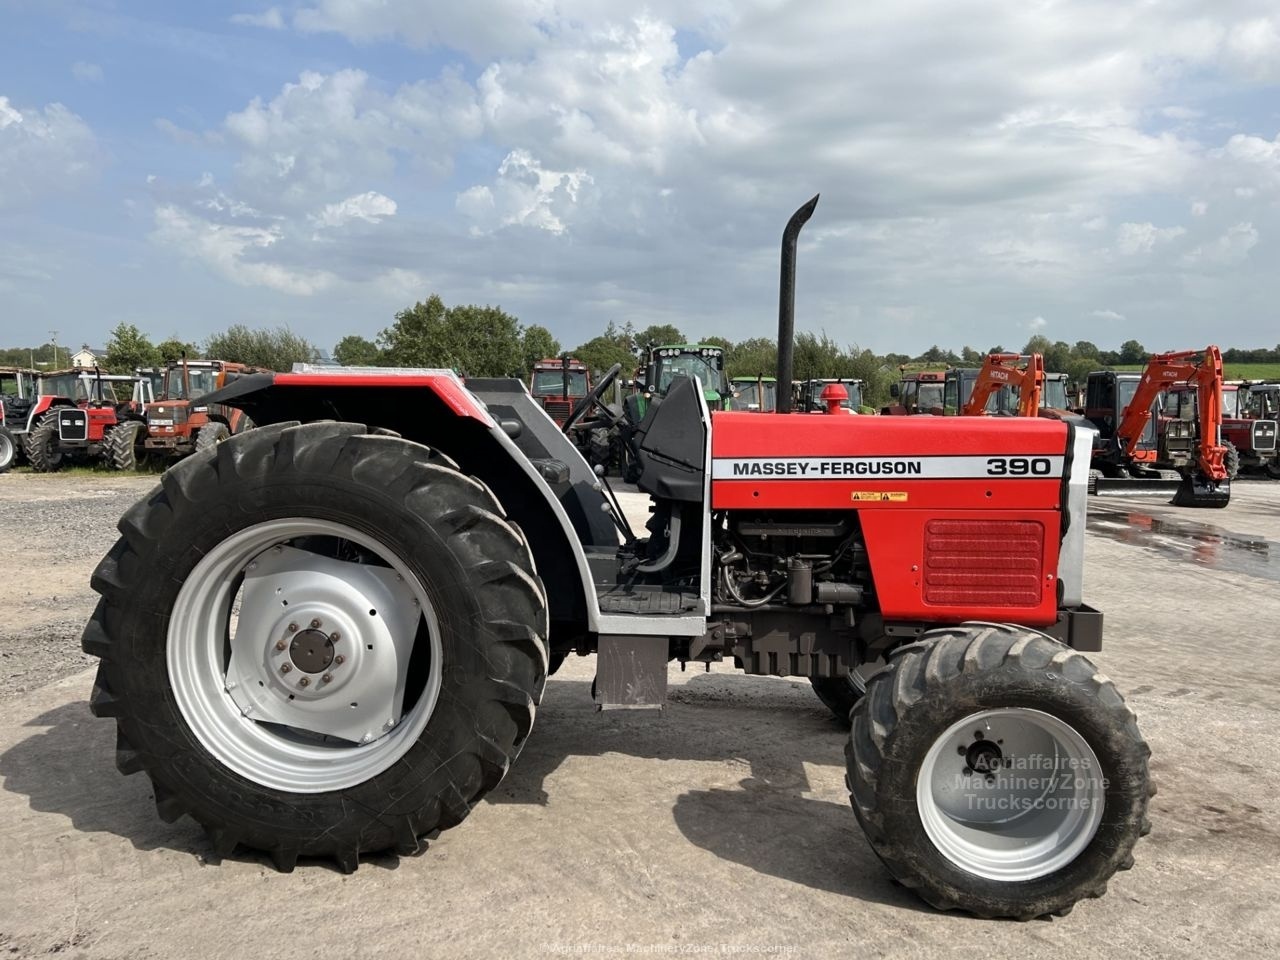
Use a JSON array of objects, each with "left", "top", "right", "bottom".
[
  {"left": 595, "top": 635, "right": 668, "bottom": 711},
  {"left": 597, "top": 584, "right": 700, "bottom": 615}
]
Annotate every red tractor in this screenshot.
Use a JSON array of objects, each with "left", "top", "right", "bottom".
[
  {"left": 882, "top": 366, "right": 946, "bottom": 415},
  {"left": 528, "top": 356, "right": 590, "bottom": 425},
  {"left": 83, "top": 198, "right": 1150, "bottom": 920},
  {"left": 1164, "top": 381, "right": 1277, "bottom": 479},
  {"left": 23, "top": 369, "right": 154, "bottom": 472},
  {"left": 131, "top": 359, "right": 257, "bottom": 467}
]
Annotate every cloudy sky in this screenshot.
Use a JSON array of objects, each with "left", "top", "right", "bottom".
[{"left": 2, "top": 1, "right": 1279, "bottom": 357}]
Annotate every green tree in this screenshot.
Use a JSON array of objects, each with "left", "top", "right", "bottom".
[
  {"left": 103, "top": 323, "right": 161, "bottom": 373},
  {"left": 156, "top": 338, "right": 199, "bottom": 362},
  {"left": 1022, "top": 335, "right": 1053, "bottom": 356},
  {"left": 379, "top": 295, "right": 523, "bottom": 376},
  {"left": 1073, "top": 340, "right": 1100, "bottom": 361},
  {"left": 634, "top": 323, "right": 685, "bottom": 348},
  {"left": 520, "top": 325, "right": 561, "bottom": 374},
  {"left": 794, "top": 331, "right": 852, "bottom": 379},
  {"left": 205, "top": 325, "right": 318, "bottom": 371},
  {"left": 1118, "top": 339, "right": 1147, "bottom": 365},
  {"left": 725, "top": 337, "right": 777, "bottom": 379},
  {"left": 573, "top": 320, "right": 638, "bottom": 378},
  {"left": 334, "top": 335, "right": 382, "bottom": 366}
]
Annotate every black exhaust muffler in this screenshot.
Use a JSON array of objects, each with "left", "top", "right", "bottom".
[{"left": 776, "top": 195, "right": 819, "bottom": 414}]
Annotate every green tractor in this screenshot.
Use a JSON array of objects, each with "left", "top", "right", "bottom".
[
  {"left": 728, "top": 375, "right": 778, "bottom": 412},
  {"left": 618, "top": 344, "right": 731, "bottom": 481}
]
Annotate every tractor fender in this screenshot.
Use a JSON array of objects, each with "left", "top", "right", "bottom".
[{"left": 200, "top": 370, "right": 604, "bottom": 637}]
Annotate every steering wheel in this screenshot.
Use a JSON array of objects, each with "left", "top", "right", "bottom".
[{"left": 562, "top": 362, "right": 623, "bottom": 435}]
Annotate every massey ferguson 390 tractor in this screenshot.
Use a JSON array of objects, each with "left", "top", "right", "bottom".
[{"left": 84, "top": 198, "right": 1150, "bottom": 920}]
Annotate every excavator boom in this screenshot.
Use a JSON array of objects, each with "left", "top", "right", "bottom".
[
  {"left": 1112, "top": 347, "right": 1229, "bottom": 507},
  {"left": 962, "top": 353, "right": 1044, "bottom": 417}
]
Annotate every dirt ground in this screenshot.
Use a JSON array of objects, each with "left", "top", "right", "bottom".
[{"left": 1, "top": 470, "right": 1279, "bottom": 959}]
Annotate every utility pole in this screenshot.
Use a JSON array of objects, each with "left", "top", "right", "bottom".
[{"left": 49, "top": 330, "right": 59, "bottom": 369}]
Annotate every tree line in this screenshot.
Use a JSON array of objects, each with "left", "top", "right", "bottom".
[{"left": 6, "top": 296, "right": 1278, "bottom": 410}]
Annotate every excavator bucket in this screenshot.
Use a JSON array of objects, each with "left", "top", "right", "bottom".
[{"left": 1171, "top": 474, "right": 1231, "bottom": 509}]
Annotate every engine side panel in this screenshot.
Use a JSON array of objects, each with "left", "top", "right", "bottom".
[{"left": 710, "top": 412, "right": 1069, "bottom": 625}]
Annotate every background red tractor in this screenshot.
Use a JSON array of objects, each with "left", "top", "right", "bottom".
[
  {"left": 125, "top": 358, "right": 257, "bottom": 468},
  {"left": 23, "top": 369, "right": 153, "bottom": 472}
]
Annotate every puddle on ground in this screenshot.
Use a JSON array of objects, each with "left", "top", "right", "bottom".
[{"left": 1087, "top": 507, "right": 1280, "bottom": 582}]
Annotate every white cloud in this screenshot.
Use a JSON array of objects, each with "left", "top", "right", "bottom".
[
  {"left": 457, "top": 150, "right": 591, "bottom": 234},
  {"left": 312, "top": 191, "right": 397, "bottom": 229},
  {"left": 71, "top": 61, "right": 104, "bottom": 83},
  {"left": 1115, "top": 221, "right": 1187, "bottom": 255},
  {"left": 1090, "top": 309, "right": 1126, "bottom": 322},
  {"left": 222, "top": 69, "right": 481, "bottom": 204},
  {"left": 0, "top": 95, "right": 98, "bottom": 208},
  {"left": 1191, "top": 200, "right": 1208, "bottom": 216},
  {"left": 1184, "top": 221, "right": 1259, "bottom": 265},
  {"left": 152, "top": 205, "right": 334, "bottom": 296},
  {"left": 1027, "top": 316, "right": 1047, "bottom": 331},
  {"left": 231, "top": 8, "right": 285, "bottom": 30}
]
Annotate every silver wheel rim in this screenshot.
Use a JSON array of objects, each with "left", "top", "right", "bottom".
[
  {"left": 916, "top": 708, "right": 1105, "bottom": 881},
  {"left": 0, "top": 432, "right": 12, "bottom": 466},
  {"left": 167, "top": 518, "right": 442, "bottom": 793}
]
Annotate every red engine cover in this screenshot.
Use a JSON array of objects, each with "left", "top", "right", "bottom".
[{"left": 710, "top": 412, "right": 1070, "bottom": 625}]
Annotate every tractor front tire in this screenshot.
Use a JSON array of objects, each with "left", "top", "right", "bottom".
[
  {"left": 25, "top": 413, "right": 62, "bottom": 472},
  {"left": 83, "top": 421, "right": 548, "bottom": 871},
  {"left": 105, "top": 420, "right": 145, "bottom": 471},
  {"left": 195, "top": 421, "right": 231, "bottom": 453},
  {"left": 1266, "top": 456, "right": 1280, "bottom": 480},
  {"left": 1223, "top": 440, "right": 1240, "bottom": 480},
  {"left": 847, "top": 623, "right": 1151, "bottom": 919},
  {"left": 0, "top": 425, "right": 15, "bottom": 474}
]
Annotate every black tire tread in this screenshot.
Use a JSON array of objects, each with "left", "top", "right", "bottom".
[
  {"left": 105, "top": 420, "right": 144, "bottom": 472},
  {"left": 846, "top": 623, "right": 1152, "bottom": 920},
  {"left": 25, "top": 411, "right": 61, "bottom": 473},
  {"left": 82, "top": 421, "right": 548, "bottom": 873}
]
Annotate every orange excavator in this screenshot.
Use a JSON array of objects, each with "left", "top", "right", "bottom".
[
  {"left": 961, "top": 353, "right": 1044, "bottom": 417},
  {"left": 1084, "top": 346, "right": 1230, "bottom": 508}
]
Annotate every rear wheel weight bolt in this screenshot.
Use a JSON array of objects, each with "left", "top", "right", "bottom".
[
  {"left": 299, "top": 677, "right": 310, "bottom": 688},
  {"left": 334, "top": 655, "right": 345, "bottom": 665},
  {"left": 275, "top": 640, "right": 287, "bottom": 651},
  {"left": 330, "top": 632, "right": 341, "bottom": 642},
  {"left": 322, "top": 674, "right": 333, "bottom": 684},
  {"left": 310, "top": 619, "right": 321, "bottom": 629},
  {"left": 287, "top": 622, "right": 299, "bottom": 633},
  {"left": 280, "top": 664, "right": 292, "bottom": 674}
]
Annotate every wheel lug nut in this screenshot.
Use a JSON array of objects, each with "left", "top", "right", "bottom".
[
  {"left": 280, "top": 664, "right": 292, "bottom": 674},
  {"left": 287, "top": 622, "right": 299, "bottom": 633},
  {"left": 322, "top": 674, "right": 333, "bottom": 684},
  {"left": 334, "top": 655, "right": 345, "bottom": 666},
  {"left": 299, "top": 677, "right": 310, "bottom": 687},
  {"left": 310, "top": 619, "right": 321, "bottom": 629},
  {"left": 330, "top": 632, "right": 341, "bottom": 642},
  {"left": 275, "top": 640, "right": 287, "bottom": 651}
]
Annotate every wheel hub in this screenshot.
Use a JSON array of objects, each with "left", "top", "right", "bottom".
[
  {"left": 222, "top": 543, "right": 424, "bottom": 746},
  {"left": 289, "top": 629, "right": 335, "bottom": 673}
]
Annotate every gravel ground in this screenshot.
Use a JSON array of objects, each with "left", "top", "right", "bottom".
[
  {"left": 1, "top": 469, "right": 1278, "bottom": 959},
  {"left": 0, "top": 473, "right": 158, "bottom": 702}
]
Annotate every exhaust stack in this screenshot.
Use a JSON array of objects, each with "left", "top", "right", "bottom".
[{"left": 776, "top": 194, "right": 819, "bottom": 414}]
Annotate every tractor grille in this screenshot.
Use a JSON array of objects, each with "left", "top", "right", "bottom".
[
  {"left": 58, "top": 409, "right": 88, "bottom": 442},
  {"left": 1253, "top": 420, "right": 1278, "bottom": 453},
  {"left": 923, "top": 519, "right": 1044, "bottom": 607},
  {"left": 541, "top": 399, "right": 573, "bottom": 424}
]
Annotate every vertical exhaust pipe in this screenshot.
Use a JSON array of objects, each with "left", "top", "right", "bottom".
[{"left": 776, "top": 194, "right": 819, "bottom": 414}]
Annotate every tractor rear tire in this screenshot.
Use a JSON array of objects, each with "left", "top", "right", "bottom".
[
  {"left": 83, "top": 421, "right": 548, "bottom": 871},
  {"left": 1223, "top": 441, "right": 1240, "bottom": 480},
  {"left": 0, "top": 425, "right": 15, "bottom": 474},
  {"left": 195, "top": 421, "right": 231, "bottom": 453},
  {"left": 25, "top": 413, "right": 62, "bottom": 473},
  {"left": 105, "top": 420, "right": 144, "bottom": 472},
  {"left": 847, "top": 623, "right": 1152, "bottom": 919}
]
